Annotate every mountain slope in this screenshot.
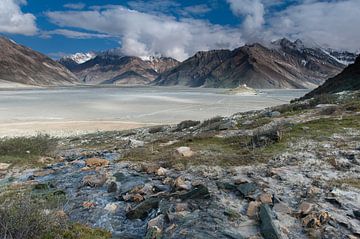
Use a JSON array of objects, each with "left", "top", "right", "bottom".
[
  {"left": 59, "top": 52, "right": 179, "bottom": 85},
  {"left": 0, "top": 37, "right": 78, "bottom": 86},
  {"left": 302, "top": 55, "right": 360, "bottom": 99},
  {"left": 154, "top": 39, "right": 346, "bottom": 89}
]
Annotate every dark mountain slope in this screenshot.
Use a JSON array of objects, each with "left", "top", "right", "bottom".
[{"left": 302, "top": 55, "right": 360, "bottom": 99}]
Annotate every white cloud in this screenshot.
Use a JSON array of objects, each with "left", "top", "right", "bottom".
[
  {"left": 227, "top": 0, "right": 265, "bottom": 31},
  {"left": 46, "top": 6, "right": 243, "bottom": 61},
  {"left": 180, "top": 4, "right": 212, "bottom": 16},
  {"left": 268, "top": 0, "right": 360, "bottom": 51},
  {"left": 0, "top": 0, "right": 37, "bottom": 35},
  {"left": 63, "top": 3, "right": 86, "bottom": 10},
  {"left": 41, "top": 29, "right": 111, "bottom": 39}
]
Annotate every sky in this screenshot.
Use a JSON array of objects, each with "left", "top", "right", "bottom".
[{"left": 0, "top": 0, "right": 359, "bottom": 61}]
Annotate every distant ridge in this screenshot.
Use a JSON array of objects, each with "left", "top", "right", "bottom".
[
  {"left": 0, "top": 37, "right": 78, "bottom": 86},
  {"left": 302, "top": 55, "right": 360, "bottom": 99},
  {"left": 59, "top": 51, "right": 179, "bottom": 85}
]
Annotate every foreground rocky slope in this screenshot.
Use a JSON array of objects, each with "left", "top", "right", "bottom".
[
  {"left": 155, "top": 39, "right": 348, "bottom": 89},
  {"left": 302, "top": 55, "right": 360, "bottom": 99},
  {"left": 0, "top": 37, "right": 78, "bottom": 86},
  {"left": 1, "top": 90, "right": 359, "bottom": 238},
  {"left": 59, "top": 51, "right": 179, "bottom": 85}
]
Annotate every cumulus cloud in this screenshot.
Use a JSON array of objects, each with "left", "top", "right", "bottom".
[
  {"left": 268, "top": 0, "right": 360, "bottom": 51},
  {"left": 46, "top": 6, "right": 243, "bottom": 61},
  {"left": 227, "top": 0, "right": 265, "bottom": 31},
  {"left": 0, "top": 0, "right": 37, "bottom": 35}
]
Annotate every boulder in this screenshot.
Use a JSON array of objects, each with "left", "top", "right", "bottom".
[
  {"left": 178, "top": 184, "right": 210, "bottom": 200},
  {"left": 126, "top": 197, "right": 161, "bottom": 220},
  {"left": 175, "top": 147, "right": 194, "bottom": 157},
  {"left": 238, "top": 183, "right": 257, "bottom": 197},
  {"left": 82, "top": 174, "right": 107, "bottom": 187},
  {"left": 85, "top": 158, "right": 109, "bottom": 168},
  {"left": 259, "top": 204, "right": 283, "bottom": 239},
  {"left": 107, "top": 181, "right": 117, "bottom": 193}
]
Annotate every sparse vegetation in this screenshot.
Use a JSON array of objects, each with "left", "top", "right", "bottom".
[
  {"left": 0, "top": 134, "right": 58, "bottom": 167},
  {"left": 330, "top": 178, "right": 360, "bottom": 189},
  {"left": 0, "top": 190, "right": 111, "bottom": 239}
]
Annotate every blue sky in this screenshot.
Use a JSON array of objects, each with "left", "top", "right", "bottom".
[{"left": 1, "top": 0, "right": 359, "bottom": 60}]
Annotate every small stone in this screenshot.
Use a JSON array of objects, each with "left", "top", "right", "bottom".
[
  {"left": 273, "top": 202, "right": 292, "bottom": 214},
  {"left": 299, "top": 202, "right": 315, "bottom": 215},
  {"left": 0, "top": 163, "right": 11, "bottom": 171},
  {"left": 33, "top": 169, "right": 55, "bottom": 177},
  {"left": 85, "top": 158, "right": 109, "bottom": 168},
  {"left": 175, "top": 147, "right": 194, "bottom": 157},
  {"left": 306, "top": 186, "right": 321, "bottom": 197},
  {"left": 174, "top": 177, "right": 191, "bottom": 190},
  {"left": 260, "top": 193, "right": 273, "bottom": 204},
  {"left": 234, "top": 177, "right": 249, "bottom": 185},
  {"left": 175, "top": 203, "right": 188, "bottom": 212},
  {"left": 128, "top": 139, "right": 145, "bottom": 148},
  {"left": 107, "top": 181, "right": 117, "bottom": 193},
  {"left": 147, "top": 214, "right": 165, "bottom": 230},
  {"left": 123, "top": 193, "right": 144, "bottom": 202},
  {"left": 104, "top": 203, "right": 117, "bottom": 213},
  {"left": 54, "top": 210, "right": 67, "bottom": 219},
  {"left": 156, "top": 167, "right": 168, "bottom": 176},
  {"left": 247, "top": 201, "right": 261, "bottom": 218},
  {"left": 37, "top": 157, "right": 54, "bottom": 164},
  {"left": 83, "top": 201, "right": 96, "bottom": 208}
]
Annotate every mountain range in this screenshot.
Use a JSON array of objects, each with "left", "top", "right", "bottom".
[
  {"left": 0, "top": 35, "right": 357, "bottom": 89},
  {"left": 0, "top": 37, "right": 78, "bottom": 86},
  {"left": 154, "top": 39, "right": 356, "bottom": 88},
  {"left": 59, "top": 38, "right": 356, "bottom": 89}
]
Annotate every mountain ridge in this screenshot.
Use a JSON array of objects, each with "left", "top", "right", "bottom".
[
  {"left": 0, "top": 37, "right": 78, "bottom": 86},
  {"left": 154, "top": 39, "right": 351, "bottom": 89}
]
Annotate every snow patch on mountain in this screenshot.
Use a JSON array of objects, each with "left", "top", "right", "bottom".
[{"left": 64, "top": 52, "right": 96, "bottom": 64}]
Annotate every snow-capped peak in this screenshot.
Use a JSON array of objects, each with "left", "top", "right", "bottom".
[{"left": 65, "top": 52, "right": 96, "bottom": 64}]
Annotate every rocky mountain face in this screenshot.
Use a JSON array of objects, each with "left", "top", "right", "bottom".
[
  {"left": 59, "top": 51, "right": 179, "bottom": 85},
  {"left": 302, "top": 55, "right": 360, "bottom": 99},
  {"left": 155, "top": 39, "right": 348, "bottom": 89},
  {"left": 0, "top": 37, "right": 78, "bottom": 86}
]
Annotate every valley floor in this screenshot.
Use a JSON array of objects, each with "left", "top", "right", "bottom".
[
  {"left": 0, "top": 90, "right": 359, "bottom": 239},
  {"left": 0, "top": 86, "right": 308, "bottom": 137}
]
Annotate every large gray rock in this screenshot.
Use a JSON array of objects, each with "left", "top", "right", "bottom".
[{"left": 259, "top": 204, "right": 283, "bottom": 239}]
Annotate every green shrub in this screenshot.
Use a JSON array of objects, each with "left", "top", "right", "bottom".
[{"left": 0, "top": 134, "right": 57, "bottom": 157}]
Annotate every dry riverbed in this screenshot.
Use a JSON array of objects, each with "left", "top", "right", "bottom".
[{"left": 0, "top": 87, "right": 308, "bottom": 137}]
